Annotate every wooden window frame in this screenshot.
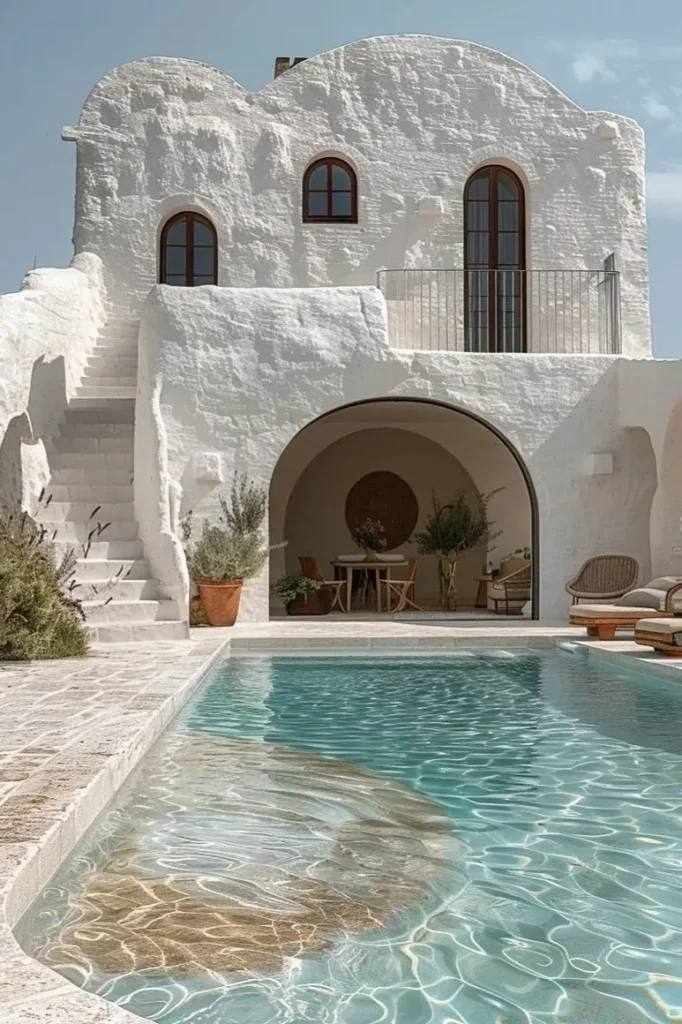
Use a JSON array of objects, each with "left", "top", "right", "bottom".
[
  {"left": 159, "top": 211, "right": 218, "bottom": 286},
  {"left": 463, "top": 165, "right": 527, "bottom": 353},
  {"left": 302, "top": 157, "right": 358, "bottom": 224}
]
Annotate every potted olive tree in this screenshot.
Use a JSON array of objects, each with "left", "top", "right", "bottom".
[
  {"left": 181, "top": 474, "right": 270, "bottom": 627},
  {"left": 413, "top": 490, "right": 500, "bottom": 611},
  {"left": 272, "top": 573, "right": 332, "bottom": 616}
]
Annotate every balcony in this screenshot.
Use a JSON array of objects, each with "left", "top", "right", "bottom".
[{"left": 377, "top": 258, "right": 621, "bottom": 354}]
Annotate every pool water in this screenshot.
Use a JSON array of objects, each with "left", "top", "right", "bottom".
[{"left": 17, "top": 649, "right": 682, "bottom": 1023}]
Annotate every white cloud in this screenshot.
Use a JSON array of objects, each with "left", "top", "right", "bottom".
[
  {"left": 647, "top": 171, "right": 682, "bottom": 217},
  {"left": 642, "top": 95, "right": 674, "bottom": 120},
  {"left": 571, "top": 53, "right": 617, "bottom": 83}
]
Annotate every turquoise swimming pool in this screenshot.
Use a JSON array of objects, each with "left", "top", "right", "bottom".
[{"left": 17, "top": 649, "right": 682, "bottom": 1023}]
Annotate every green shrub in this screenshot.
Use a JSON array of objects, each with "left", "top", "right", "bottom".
[
  {"left": 272, "top": 573, "right": 321, "bottom": 605},
  {"left": 0, "top": 508, "right": 88, "bottom": 661}
]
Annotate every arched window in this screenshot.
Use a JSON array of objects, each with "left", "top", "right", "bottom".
[
  {"left": 159, "top": 212, "right": 217, "bottom": 286},
  {"left": 303, "top": 157, "right": 357, "bottom": 223},
  {"left": 464, "top": 166, "right": 526, "bottom": 352}
]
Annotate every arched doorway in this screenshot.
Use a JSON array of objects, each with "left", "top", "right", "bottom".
[{"left": 270, "top": 398, "right": 539, "bottom": 618}]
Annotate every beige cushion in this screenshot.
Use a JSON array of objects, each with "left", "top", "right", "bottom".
[
  {"left": 618, "top": 588, "right": 666, "bottom": 609},
  {"left": 570, "top": 605, "right": 661, "bottom": 619},
  {"left": 635, "top": 617, "right": 682, "bottom": 635},
  {"left": 647, "top": 577, "right": 682, "bottom": 591}
]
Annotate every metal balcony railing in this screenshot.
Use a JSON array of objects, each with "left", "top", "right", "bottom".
[{"left": 377, "top": 257, "right": 621, "bottom": 354}]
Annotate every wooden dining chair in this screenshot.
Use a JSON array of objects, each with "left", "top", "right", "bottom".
[
  {"left": 380, "top": 558, "right": 422, "bottom": 613},
  {"left": 299, "top": 556, "right": 347, "bottom": 611}
]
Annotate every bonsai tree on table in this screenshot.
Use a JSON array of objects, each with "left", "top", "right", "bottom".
[
  {"left": 350, "top": 518, "right": 387, "bottom": 559},
  {"left": 181, "top": 473, "right": 276, "bottom": 627},
  {"left": 413, "top": 490, "right": 501, "bottom": 611}
]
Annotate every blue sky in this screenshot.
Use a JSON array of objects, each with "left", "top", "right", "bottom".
[{"left": 1, "top": 0, "right": 681, "bottom": 353}]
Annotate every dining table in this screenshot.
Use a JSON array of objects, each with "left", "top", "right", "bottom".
[{"left": 332, "top": 558, "right": 408, "bottom": 613}]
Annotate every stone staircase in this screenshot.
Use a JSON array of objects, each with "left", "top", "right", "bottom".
[{"left": 38, "top": 312, "right": 189, "bottom": 643}]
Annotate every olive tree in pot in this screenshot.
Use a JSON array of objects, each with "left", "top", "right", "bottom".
[
  {"left": 413, "top": 490, "right": 501, "bottom": 611},
  {"left": 181, "top": 475, "right": 271, "bottom": 627},
  {"left": 272, "top": 573, "right": 331, "bottom": 616}
]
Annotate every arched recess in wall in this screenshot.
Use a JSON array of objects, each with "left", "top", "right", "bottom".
[
  {"left": 464, "top": 165, "right": 526, "bottom": 353},
  {"left": 269, "top": 397, "right": 539, "bottom": 618},
  {"left": 159, "top": 211, "right": 218, "bottom": 286}
]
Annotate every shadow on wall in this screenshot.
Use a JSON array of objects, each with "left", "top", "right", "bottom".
[
  {"left": 0, "top": 355, "right": 67, "bottom": 510},
  {"left": 532, "top": 364, "right": 657, "bottom": 597}
]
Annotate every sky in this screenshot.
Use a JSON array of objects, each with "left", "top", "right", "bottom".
[{"left": 1, "top": 0, "right": 681, "bottom": 354}]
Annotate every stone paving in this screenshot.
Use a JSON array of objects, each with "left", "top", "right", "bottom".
[
  {"left": 0, "top": 631, "right": 230, "bottom": 1023},
  {"left": 1, "top": 620, "right": 682, "bottom": 1022}
]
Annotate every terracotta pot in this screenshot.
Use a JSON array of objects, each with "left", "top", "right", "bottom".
[
  {"left": 286, "top": 588, "right": 332, "bottom": 616},
  {"left": 196, "top": 580, "right": 243, "bottom": 626}
]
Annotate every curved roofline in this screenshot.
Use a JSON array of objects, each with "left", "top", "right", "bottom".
[
  {"left": 76, "top": 35, "right": 636, "bottom": 126},
  {"left": 78, "top": 55, "right": 246, "bottom": 125}
]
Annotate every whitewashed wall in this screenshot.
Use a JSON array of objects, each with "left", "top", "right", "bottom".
[
  {"left": 137, "top": 285, "right": 657, "bottom": 622},
  {"left": 0, "top": 254, "right": 105, "bottom": 511},
  {"left": 67, "top": 36, "right": 649, "bottom": 354}
]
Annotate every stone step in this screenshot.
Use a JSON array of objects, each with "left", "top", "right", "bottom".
[
  {"left": 53, "top": 451, "right": 133, "bottom": 470},
  {"left": 96, "top": 325, "right": 139, "bottom": 337},
  {"left": 54, "top": 436, "right": 132, "bottom": 454},
  {"left": 82, "top": 599, "right": 179, "bottom": 623},
  {"left": 39, "top": 520, "right": 140, "bottom": 542},
  {"left": 75, "top": 386, "right": 137, "bottom": 400},
  {"left": 58, "top": 422, "right": 134, "bottom": 438},
  {"left": 76, "top": 578, "right": 159, "bottom": 601},
  {"left": 53, "top": 539, "right": 144, "bottom": 559},
  {"left": 74, "top": 557, "right": 150, "bottom": 580},
  {"left": 80, "top": 374, "right": 138, "bottom": 388},
  {"left": 36, "top": 501, "right": 135, "bottom": 523},
  {"left": 47, "top": 484, "right": 134, "bottom": 503},
  {"left": 69, "top": 397, "right": 135, "bottom": 412},
  {"left": 87, "top": 620, "right": 190, "bottom": 644},
  {"left": 89, "top": 345, "right": 138, "bottom": 359},
  {"left": 84, "top": 359, "right": 138, "bottom": 376},
  {"left": 50, "top": 467, "right": 133, "bottom": 486},
  {"left": 61, "top": 406, "right": 134, "bottom": 426}
]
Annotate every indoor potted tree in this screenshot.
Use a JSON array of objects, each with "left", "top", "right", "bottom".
[
  {"left": 181, "top": 474, "right": 270, "bottom": 627},
  {"left": 272, "top": 572, "right": 332, "bottom": 616},
  {"left": 413, "top": 490, "right": 500, "bottom": 611}
]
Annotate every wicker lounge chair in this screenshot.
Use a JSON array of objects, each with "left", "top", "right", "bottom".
[
  {"left": 634, "top": 582, "right": 682, "bottom": 656},
  {"left": 569, "top": 576, "right": 682, "bottom": 640},
  {"left": 489, "top": 563, "right": 531, "bottom": 615},
  {"left": 565, "top": 555, "right": 639, "bottom": 604}
]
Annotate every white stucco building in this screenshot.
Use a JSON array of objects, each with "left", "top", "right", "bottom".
[{"left": 1, "top": 35, "right": 680, "bottom": 639}]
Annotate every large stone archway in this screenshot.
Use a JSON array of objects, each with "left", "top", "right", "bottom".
[{"left": 269, "top": 398, "right": 538, "bottom": 617}]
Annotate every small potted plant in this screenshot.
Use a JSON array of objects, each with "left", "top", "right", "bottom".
[
  {"left": 350, "top": 518, "right": 388, "bottom": 559},
  {"left": 181, "top": 474, "right": 270, "bottom": 627},
  {"left": 272, "top": 573, "right": 331, "bottom": 616}
]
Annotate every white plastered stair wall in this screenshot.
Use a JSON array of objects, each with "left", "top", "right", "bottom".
[{"left": 37, "top": 308, "right": 189, "bottom": 642}]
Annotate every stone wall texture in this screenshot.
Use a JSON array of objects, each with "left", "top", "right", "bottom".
[{"left": 67, "top": 36, "right": 650, "bottom": 354}]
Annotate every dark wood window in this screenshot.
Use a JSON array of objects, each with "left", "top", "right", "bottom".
[
  {"left": 303, "top": 158, "right": 357, "bottom": 223},
  {"left": 464, "top": 166, "right": 526, "bottom": 352},
  {"left": 159, "top": 212, "right": 218, "bottom": 286}
]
